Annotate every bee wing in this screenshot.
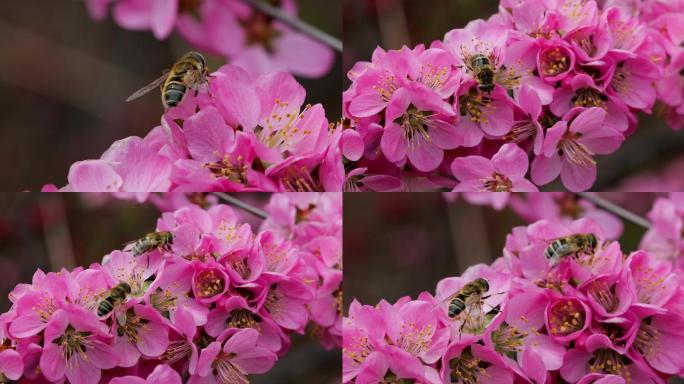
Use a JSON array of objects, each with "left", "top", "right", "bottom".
[{"left": 125, "top": 71, "right": 169, "bottom": 102}]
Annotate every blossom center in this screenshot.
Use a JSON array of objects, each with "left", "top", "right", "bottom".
[
  {"left": 227, "top": 310, "right": 261, "bottom": 329},
  {"left": 491, "top": 323, "right": 527, "bottom": 358},
  {"left": 632, "top": 265, "right": 666, "bottom": 304},
  {"left": 204, "top": 156, "right": 248, "bottom": 184},
  {"left": 572, "top": 88, "right": 607, "bottom": 108},
  {"left": 150, "top": 288, "right": 178, "bottom": 314},
  {"left": 214, "top": 353, "right": 249, "bottom": 384},
  {"left": 396, "top": 321, "right": 434, "bottom": 356},
  {"left": 194, "top": 269, "right": 227, "bottom": 299},
  {"left": 280, "top": 167, "right": 322, "bottom": 192},
  {"left": 595, "top": 322, "right": 627, "bottom": 349},
  {"left": 264, "top": 287, "right": 285, "bottom": 317},
  {"left": 449, "top": 348, "right": 488, "bottom": 384},
  {"left": 633, "top": 321, "right": 659, "bottom": 358},
  {"left": 162, "top": 339, "right": 192, "bottom": 365},
  {"left": 459, "top": 88, "right": 493, "bottom": 124},
  {"left": 589, "top": 348, "right": 630, "bottom": 378},
  {"left": 56, "top": 326, "right": 92, "bottom": 366},
  {"left": 372, "top": 72, "right": 399, "bottom": 102},
  {"left": 398, "top": 106, "right": 432, "bottom": 147},
  {"left": 481, "top": 172, "right": 513, "bottom": 192},
  {"left": 343, "top": 329, "right": 374, "bottom": 365},
  {"left": 540, "top": 48, "right": 570, "bottom": 76},
  {"left": 417, "top": 63, "right": 448, "bottom": 89},
  {"left": 559, "top": 132, "right": 596, "bottom": 166},
  {"left": 548, "top": 300, "right": 586, "bottom": 337},
  {"left": 241, "top": 8, "right": 281, "bottom": 52},
  {"left": 505, "top": 119, "right": 537, "bottom": 144},
  {"left": 588, "top": 280, "right": 618, "bottom": 313},
  {"left": 117, "top": 314, "right": 147, "bottom": 343}
]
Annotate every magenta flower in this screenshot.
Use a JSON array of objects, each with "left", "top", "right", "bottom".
[
  {"left": 87, "top": 0, "right": 177, "bottom": 39},
  {"left": 67, "top": 137, "right": 172, "bottom": 192},
  {"left": 451, "top": 143, "right": 538, "bottom": 192},
  {"left": 380, "top": 85, "right": 460, "bottom": 172},
  {"left": 532, "top": 107, "right": 623, "bottom": 191},
  {"left": 192, "top": 265, "right": 230, "bottom": 305},
  {"left": 192, "top": 328, "right": 277, "bottom": 384},
  {"left": 112, "top": 304, "right": 170, "bottom": 367},
  {"left": 561, "top": 335, "right": 659, "bottom": 382},
  {"left": 39, "top": 306, "right": 117, "bottom": 384}
]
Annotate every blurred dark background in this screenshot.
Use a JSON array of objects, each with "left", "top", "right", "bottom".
[
  {"left": 343, "top": 192, "right": 656, "bottom": 308},
  {"left": 0, "top": 193, "right": 339, "bottom": 383},
  {"left": 342, "top": 0, "right": 684, "bottom": 190},
  {"left": 0, "top": 0, "right": 341, "bottom": 191}
]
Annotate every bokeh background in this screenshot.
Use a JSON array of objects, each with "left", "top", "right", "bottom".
[
  {"left": 0, "top": 193, "right": 340, "bottom": 383},
  {"left": 0, "top": 0, "right": 341, "bottom": 191},
  {"left": 342, "top": 0, "right": 684, "bottom": 190}
]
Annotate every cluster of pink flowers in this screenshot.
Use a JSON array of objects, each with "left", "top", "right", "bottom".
[
  {"left": 343, "top": 0, "right": 683, "bottom": 191},
  {"left": 85, "top": 0, "right": 334, "bottom": 78},
  {"left": 46, "top": 66, "right": 352, "bottom": 192},
  {"left": 343, "top": 216, "right": 684, "bottom": 383},
  {"left": 0, "top": 193, "right": 341, "bottom": 383}
]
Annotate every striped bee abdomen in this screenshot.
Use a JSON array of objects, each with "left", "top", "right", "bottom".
[{"left": 163, "top": 80, "right": 187, "bottom": 108}]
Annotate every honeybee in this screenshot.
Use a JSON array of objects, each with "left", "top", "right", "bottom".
[
  {"left": 544, "top": 233, "right": 598, "bottom": 266},
  {"left": 126, "top": 51, "right": 209, "bottom": 109},
  {"left": 126, "top": 231, "right": 173, "bottom": 256},
  {"left": 442, "top": 278, "right": 502, "bottom": 337},
  {"left": 97, "top": 282, "right": 132, "bottom": 318},
  {"left": 445, "top": 277, "right": 491, "bottom": 319},
  {"left": 461, "top": 51, "right": 522, "bottom": 93},
  {"left": 467, "top": 54, "right": 495, "bottom": 92}
]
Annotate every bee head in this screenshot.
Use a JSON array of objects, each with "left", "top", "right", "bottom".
[
  {"left": 120, "top": 282, "right": 132, "bottom": 294},
  {"left": 186, "top": 51, "right": 207, "bottom": 67},
  {"left": 476, "top": 278, "right": 489, "bottom": 292}
]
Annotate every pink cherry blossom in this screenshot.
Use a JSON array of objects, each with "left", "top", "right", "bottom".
[{"left": 451, "top": 143, "right": 538, "bottom": 192}]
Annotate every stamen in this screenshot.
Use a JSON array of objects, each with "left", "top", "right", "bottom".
[
  {"left": 541, "top": 48, "right": 570, "bottom": 76},
  {"left": 480, "top": 172, "right": 513, "bottom": 192},
  {"left": 572, "top": 88, "right": 607, "bottom": 108},
  {"left": 559, "top": 133, "right": 596, "bottom": 166},
  {"left": 396, "top": 321, "right": 433, "bottom": 356},
  {"left": 589, "top": 349, "right": 630, "bottom": 379},
  {"left": 214, "top": 354, "right": 249, "bottom": 384},
  {"left": 162, "top": 339, "right": 192, "bottom": 365},
  {"left": 548, "top": 300, "right": 586, "bottom": 337}
]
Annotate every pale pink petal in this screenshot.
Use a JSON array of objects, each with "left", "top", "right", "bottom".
[
  {"left": 560, "top": 159, "right": 596, "bottom": 192},
  {"left": 68, "top": 160, "right": 122, "bottom": 192},
  {"left": 492, "top": 143, "right": 528, "bottom": 179},
  {"left": 531, "top": 153, "right": 561, "bottom": 186},
  {"left": 273, "top": 31, "right": 335, "bottom": 78},
  {"left": 407, "top": 137, "right": 443, "bottom": 172},
  {"left": 381, "top": 123, "right": 408, "bottom": 163}
]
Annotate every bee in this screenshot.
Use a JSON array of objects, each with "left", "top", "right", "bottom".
[
  {"left": 446, "top": 277, "right": 491, "bottom": 319},
  {"left": 97, "top": 282, "right": 132, "bottom": 318},
  {"left": 468, "top": 53, "right": 495, "bottom": 92},
  {"left": 126, "top": 231, "right": 173, "bottom": 256},
  {"left": 126, "top": 51, "right": 209, "bottom": 109},
  {"left": 544, "top": 233, "right": 598, "bottom": 266},
  {"left": 461, "top": 50, "right": 522, "bottom": 93}
]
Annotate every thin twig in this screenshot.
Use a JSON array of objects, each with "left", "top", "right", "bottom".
[
  {"left": 213, "top": 193, "right": 268, "bottom": 219},
  {"left": 238, "top": 0, "right": 343, "bottom": 52},
  {"left": 576, "top": 192, "right": 652, "bottom": 229}
]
